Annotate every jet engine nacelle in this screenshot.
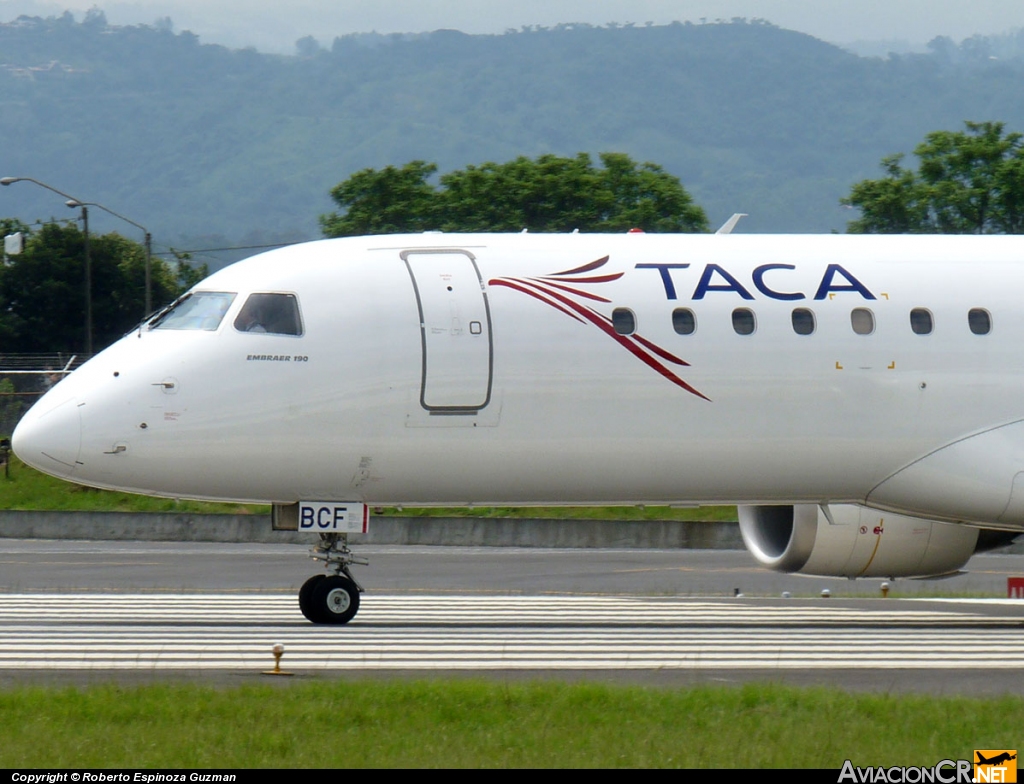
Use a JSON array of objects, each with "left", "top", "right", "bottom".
[{"left": 738, "top": 504, "right": 1015, "bottom": 579}]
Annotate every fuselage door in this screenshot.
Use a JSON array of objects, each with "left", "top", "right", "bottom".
[{"left": 402, "top": 249, "right": 493, "bottom": 412}]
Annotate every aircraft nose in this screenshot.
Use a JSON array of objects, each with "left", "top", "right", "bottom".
[{"left": 11, "top": 395, "right": 83, "bottom": 479}]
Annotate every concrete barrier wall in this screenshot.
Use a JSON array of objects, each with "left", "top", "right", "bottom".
[{"left": 0, "top": 510, "right": 744, "bottom": 549}]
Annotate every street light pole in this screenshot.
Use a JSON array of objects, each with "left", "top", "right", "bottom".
[
  {"left": 144, "top": 231, "right": 152, "bottom": 314},
  {"left": 80, "top": 204, "right": 92, "bottom": 354},
  {"left": 1, "top": 176, "right": 155, "bottom": 334},
  {"left": 66, "top": 199, "right": 153, "bottom": 317},
  {"left": 1, "top": 176, "right": 94, "bottom": 354}
]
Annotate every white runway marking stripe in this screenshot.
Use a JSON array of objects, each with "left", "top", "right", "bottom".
[
  {"left": 0, "top": 595, "right": 1008, "bottom": 627},
  {"left": 0, "top": 593, "right": 1021, "bottom": 670}
]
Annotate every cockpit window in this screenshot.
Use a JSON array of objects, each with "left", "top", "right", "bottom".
[
  {"left": 150, "top": 291, "right": 236, "bottom": 331},
  {"left": 234, "top": 293, "right": 303, "bottom": 336}
]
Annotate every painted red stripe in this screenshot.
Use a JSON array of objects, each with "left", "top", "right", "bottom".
[
  {"left": 515, "top": 280, "right": 709, "bottom": 401},
  {"left": 632, "top": 333, "right": 688, "bottom": 366},
  {"left": 489, "top": 279, "right": 585, "bottom": 322},
  {"left": 529, "top": 278, "right": 612, "bottom": 302},
  {"left": 542, "top": 272, "right": 625, "bottom": 284},
  {"left": 551, "top": 255, "right": 610, "bottom": 276}
]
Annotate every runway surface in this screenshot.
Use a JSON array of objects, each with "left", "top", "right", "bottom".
[
  {"left": 2, "top": 539, "right": 1023, "bottom": 595},
  {"left": 2, "top": 541, "right": 1024, "bottom": 691}
]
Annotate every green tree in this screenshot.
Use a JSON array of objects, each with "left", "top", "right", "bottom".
[
  {"left": 436, "top": 154, "right": 606, "bottom": 232},
  {"left": 594, "top": 152, "right": 709, "bottom": 233},
  {"left": 320, "top": 153, "right": 708, "bottom": 237},
  {"left": 0, "top": 218, "right": 31, "bottom": 347},
  {"left": 0, "top": 221, "right": 180, "bottom": 354},
  {"left": 88, "top": 232, "right": 179, "bottom": 346},
  {"left": 320, "top": 161, "right": 438, "bottom": 237},
  {"left": 169, "top": 250, "right": 210, "bottom": 292},
  {"left": 1, "top": 222, "right": 87, "bottom": 353},
  {"left": 843, "top": 121, "right": 1024, "bottom": 234},
  {"left": 0, "top": 377, "right": 25, "bottom": 438}
]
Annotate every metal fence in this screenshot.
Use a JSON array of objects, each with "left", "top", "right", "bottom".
[{"left": 0, "top": 354, "right": 89, "bottom": 436}]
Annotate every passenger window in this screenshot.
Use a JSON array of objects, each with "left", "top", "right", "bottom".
[
  {"left": 791, "top": 308, "right": 815, "bottom": 336},
  {"left": 732, "top": 308, "right": 755, "bottom": 335},
  {"left": 150, "top": 291, "right": 236, "bottom": 331},
  {"left": 910, "top": 308, "right": 933, "bottom": 335},
  {"left": 851, "top": 308, "right": 874, "bottom": 335},
  {"left": 234, "top": 293, "right": 303, "bottom": 336},
  {"left": 612, "top": 308, "right": 636, "bottom": 335},
  {"left": 969, "top": 308, "right": 991, "bottom": 335},
  {"left": 672, "top": 308, "right": 696, "bottom": 335}
]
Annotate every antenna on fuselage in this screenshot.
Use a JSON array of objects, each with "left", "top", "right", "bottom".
[{"left": 715, "top": 213, "right": 748, "bottom": 235}]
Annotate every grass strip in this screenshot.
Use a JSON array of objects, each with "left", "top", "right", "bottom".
[
  {"left": 1, "top": 456, "right": 736, "bottom": 520},
  {"left": 0, "top": 680, "right": 1017, "bottom": 768},
  {"left": 0, "top": 456, "right": 265, "bottom": 514}
]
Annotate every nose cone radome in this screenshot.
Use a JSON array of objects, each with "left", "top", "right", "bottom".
[{"left": 11, "top": 395, "right": 83, "bottom": 479}]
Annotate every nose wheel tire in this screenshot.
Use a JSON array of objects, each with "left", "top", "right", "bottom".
[
  {"left": 303, "top": 574, "right": 360, "bottom": 624},
  {"left": 301, "top": 533, "right": 366, "bottom": 624},
  {"left": 298, "top": 574, "right": 326, "bottom": 622}
]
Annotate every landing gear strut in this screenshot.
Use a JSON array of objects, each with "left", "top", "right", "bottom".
[{"left": 298, "top": 533, "right": 368, "bottom": 624}]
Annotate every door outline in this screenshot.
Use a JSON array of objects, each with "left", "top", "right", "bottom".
[{"left": 401, "top": 249, "right": 494, "bottom": 413}]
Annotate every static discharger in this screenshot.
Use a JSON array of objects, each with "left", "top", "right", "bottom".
[{"left": 262, "top": 643, "right": 293, "bottom": 677}]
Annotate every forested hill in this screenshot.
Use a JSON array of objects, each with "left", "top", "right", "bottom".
[{"left": 2, "top": 14, "right": 1024, "bottom": 251}]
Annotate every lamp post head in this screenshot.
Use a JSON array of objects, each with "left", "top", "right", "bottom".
[
  {"left": 0, "top": 177, "right": 20, "bottom": 186},
  {"left": 66, "top": 199, "right": 82, "bottom": 209}
]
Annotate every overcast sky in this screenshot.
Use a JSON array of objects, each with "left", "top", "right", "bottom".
[{"left": 1, "top": 0, "right": 1022, "bottom": 53}]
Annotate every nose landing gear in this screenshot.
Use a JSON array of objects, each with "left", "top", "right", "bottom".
[{"left": 299, "top": 533, "right": 368, "bottom": 624}]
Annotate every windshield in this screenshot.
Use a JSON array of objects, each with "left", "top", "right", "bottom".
[{"left": 149, "top": 291, "right": 236, "bottom": 331}]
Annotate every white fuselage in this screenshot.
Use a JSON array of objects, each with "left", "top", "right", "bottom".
[{"left": 13, "top": 232, "right": 1024, "bottom": 528}]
